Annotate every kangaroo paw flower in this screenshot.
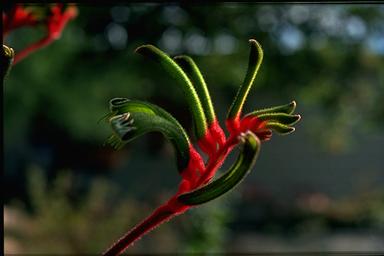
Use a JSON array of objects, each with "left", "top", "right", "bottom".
[
  {"left": 2, "top": 4, "right": 78, "bottom": 65},
  {"left": 103, "top": 38, "right": 301, "bottom": 255}
]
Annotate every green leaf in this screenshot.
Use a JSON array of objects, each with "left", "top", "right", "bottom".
[
  {"left": 178, "top": 131, "right": 261, "bottom": 205},
  {"left": 107, "top": 99, "right": 191, "bottom": 171},
  {"left": 135, "top": 45, "right": 208, "bottom": 139},
  {"left": 174, "top": 55, "right": 216, "bottom": 125},
  {"left": 227, "top": 39, "right": 263, "bottom": 120}
]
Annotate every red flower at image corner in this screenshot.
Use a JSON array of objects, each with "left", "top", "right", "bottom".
[{"left": 2, "top": 4, "right": 78, "bottom": 64}]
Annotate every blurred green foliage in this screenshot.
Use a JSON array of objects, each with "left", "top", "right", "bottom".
[
  {"left": 5, "top": 166, "right": 232, "bottom": 253},
  {"left": 5, "top": 165, "right": 383, "bottom": 253},
  {"left": 19, "top": 166, "right": 145, "bottom": 253}
]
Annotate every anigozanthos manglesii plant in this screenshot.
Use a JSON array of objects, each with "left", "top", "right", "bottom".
[{"left": 103, "top": 39, "right": 301, "bottom": 256}]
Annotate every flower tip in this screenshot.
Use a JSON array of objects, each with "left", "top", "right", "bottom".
[
  {"left": 248, "top": 39, "right": 258, "bottom": 45},
  {"left": 3, "top": 45, "right": 15, "bottom": 59},
  {"left": 173, "top": 55, "right": 193, "bottom": 65},
  {"left": 288, "top": 100, "right": 297, "bottom": 114},
  {"left": 248, "top": 39, "right": 263, "bottom": 54},
  {"left": 134, "top": 46, "right": 143, "bottom": 53},
  {"left": 173, "top": 55, "right": 184, "bottom": 60},
  {"left": 134, "top": 47, "right": 142, "bottom": 54},
  {"left": 109, "top": 97, "right": 130, "bottom": 111},
  {"left": 66, "top": 6, "right": 79, "bottom": 19},
  {"left": 290, "top": 114, "right": 301, "bottom": 125},
  {"left": 134, "top": 44, "right": 153, "bottom": 54},
  {"left": 110, "top": 97, "right": 130, "bottom": 105}
]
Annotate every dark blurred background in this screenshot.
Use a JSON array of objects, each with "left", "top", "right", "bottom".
[{"left": 3, "top": 3, "right": 384, "bottom": 254}]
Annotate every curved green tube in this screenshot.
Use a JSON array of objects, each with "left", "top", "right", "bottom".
[
  {"left": 135, "top": 45, "right": 208, "bottom": 139},
  {"left": 227, "top": 39, "right": 263, "bottom": 120},
  {"left": 107, "top": 99, "right": 191, "bottom": 171},
  {"left": 174, "top": 55, "right": 216, "bottom": 125}
]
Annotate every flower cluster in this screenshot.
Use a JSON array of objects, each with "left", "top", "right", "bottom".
[
  {"left": 2, "top": 4, "right": 77, "bottom": 64},
  {"left": 103, "top": 39, "right": 301, "bottom": 255}
]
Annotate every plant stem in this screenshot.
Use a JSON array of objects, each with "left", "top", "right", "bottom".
[
  {"left": 13, "top": 36, "right": 54, "bottom": 64},
  {"left": 102, "top": 202, "right": 187, "bottom": 256}
]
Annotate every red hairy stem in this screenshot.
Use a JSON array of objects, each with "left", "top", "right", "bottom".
[
  {"left": 103, "top": 198, "right": 189, "bottom": 256},
  {"left": 103, "top": 145, "right": 202, "bottom": 256},
  {"left": 209, "top": 119, "right": 226, "bottom": 147},
  {"left": 13, "top": 36, "right": 54, "bottom": 64}
]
